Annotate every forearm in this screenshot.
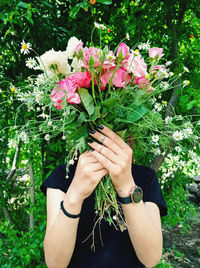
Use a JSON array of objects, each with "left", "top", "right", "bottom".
[
  {"left": 122, "top": 201, "right": 162, "bottom": 268},
  {"left": 44, "top": 193, "right": 83, "bottom": 268}
]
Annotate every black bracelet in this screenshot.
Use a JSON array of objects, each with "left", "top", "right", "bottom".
[{"left": 60, "top": 200, "right": 81, "bottom": 219}]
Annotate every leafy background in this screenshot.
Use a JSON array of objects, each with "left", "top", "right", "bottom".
[{"left": 0, "top": 0, "right": 199, "bottom": 267}]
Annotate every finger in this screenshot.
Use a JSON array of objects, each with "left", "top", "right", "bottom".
[
  {"left": 90, "top": 149, "right": 117, "bottom": 172},
  {"left": 89, "top": 130, "right": 123, "bottom": 156},
  {"left": 88, "top": 141, "right": 121, "bottom": 165},
  {"left": 96, "top": 125, "right": 130, "bottom": 150},
  {"left": 89, "top": 162, "right": 106, "bottom": 171},
  {"left": 93, "top": 168, "right": 108, "bottom": 179}
]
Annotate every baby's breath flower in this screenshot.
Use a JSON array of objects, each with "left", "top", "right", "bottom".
[
  {"left": 44, "top": 134, "right": 50, "bottom": 141},
  {"left": 152, "top": 135, "right": 159, "bottom": 143},
  {"left": 172, "top": 130, "right": 183, "bottom": 141},
  {"left": 20, "top": 40, "right": 32, "bottom": 54},
  {"left": 26, "top": 57, "right": 36, "bottom": 69}
]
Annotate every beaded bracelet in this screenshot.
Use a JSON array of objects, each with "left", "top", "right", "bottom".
[{"left": 60, "top": 200, "right": 81, "bottom": 219}]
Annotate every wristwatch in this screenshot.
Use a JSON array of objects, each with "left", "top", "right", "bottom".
[{"left": 117, "top": 185, "right": 143, "bottom": 204}]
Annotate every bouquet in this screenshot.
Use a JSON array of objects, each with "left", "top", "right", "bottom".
[{"left": 11, "top": 23, "right": 198, "bottom": 227}]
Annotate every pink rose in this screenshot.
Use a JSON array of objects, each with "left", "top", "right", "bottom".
[
  {"left": 51, "top": 78, "right": 81, "bottom": 109},
  {"left": 132, "top": 56, "right": 147, "bottom": 77},
  {"left": 100, "top": 71, "right": 113, "bottom": 91},
  {"left": 149, "top": 47, "right": 164, "bottom": 60},
  {"left": 133, "top": 76, "right": 150, "bottom": 89},
  {"left": 112, "top": 68, "right": 130, "bottom": 88},
  {"left": 70, "top": 71, "right": 91, "bottom": 88},
  {"left": 117, "top": 43, "right": 130, "bottom": 59},
  {"left": 82, "top": 47, "right": 101, "bottom": 69}
]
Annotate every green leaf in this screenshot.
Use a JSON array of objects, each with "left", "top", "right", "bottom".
[
  {"left": 186, "top": 100, "right": 196, "bottom": 110},
  {"left": 87, "top": 106, "right": 101, "bottom": 121},
  {"left": 78, "top": 88, "right": 95, "bottom": 116},
  {"left": 17, "top": 1, "right": 27, "bottom": 9},
  {"left": 89, "top": 55, "right": 95, "bottom": 69},
  {"left": 101, "top": 97, "right": 118, "bottom": 108},
  {"left": 68, "top": 125, "right": 87, "bottom": 140},
  {"left": 117, "top": 106, "right": 149, "bottom": 124},
  {"left": 96, "top": 0, "right": 112, "bottom": 5},
  {"left": 69, "top": 3, "right": 81, "bottom": 18}
]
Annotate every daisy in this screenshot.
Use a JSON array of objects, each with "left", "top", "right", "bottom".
[
  {"left": 183, "top": 66, "right": 189, "bottom": 73},
  {"left": 174, "top": 146, "right": 182, "bottom": 153},
  {"left": 10, "top": 85, "right": 16, "bottom": 93},
  {"left": 126, "top": 33, "right": 130, "bottom": 41},
  {"left": 183, "top": 80, "right": 190, "bottom": 87},
  {"left": 26, "top": 57, "right": 36, "bottom": 69},
  {"left": 172, "top": 130, "right": 183, "bottom": 141},
  {"left": 44, "top": 134, "right": 50, "bottom": 141},
  {"left": 20, "top": 40, "right": 32, "bottom": 54},
  {"left": 152, "top": 135, "right": 159, "bottom": 143}
]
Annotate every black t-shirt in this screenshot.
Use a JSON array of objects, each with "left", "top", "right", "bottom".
[{"left": 40, "top": 162, "right": 167, "bottom": 268}]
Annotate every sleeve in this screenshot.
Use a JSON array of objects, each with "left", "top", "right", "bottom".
[
  {"left": 143, "top": 169, "right": 167, "bottom": 217},
  {"left": 40, "top": 164, "right": 68, "bottom": 196}
]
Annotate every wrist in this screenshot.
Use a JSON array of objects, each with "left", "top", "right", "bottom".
[
  {"left": 115, "top": 177, "right": 136, "bottom": 197},
  {"left": 64, "top": 189, "right": 84, "bottom": 215}
]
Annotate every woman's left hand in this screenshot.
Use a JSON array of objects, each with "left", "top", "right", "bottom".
[{"left": 88, "top": 124, "right": 136, "bottom": 196}]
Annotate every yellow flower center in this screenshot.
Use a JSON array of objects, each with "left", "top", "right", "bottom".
[
  {"left": 11, "top": 87, "right": 15, "bottom": 92},
  {"left": 145, "top": 74, "right": 150, "bottom": 79},
  {"left": 22, "top": 44, "right": 28, "bottom": 50}
]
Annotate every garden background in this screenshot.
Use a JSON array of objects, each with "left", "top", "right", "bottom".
[{"left": 0, "top": 0, "right": 200, "bottom": 267}]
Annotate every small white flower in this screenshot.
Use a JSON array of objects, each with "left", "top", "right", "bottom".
[
  {"left": 183, "top": 127, "right": 193, "bottom": 138},
  {"left": 174, "top": 146, "right": 182, "bottom": 153},
  {"left": 178, "top": 160, "right": 185, "bottom": 169},
  {"left": 154, "top": 103, "right": 162, "bottom": 112},
  {"left": 172, "top": 130, "right": 184, "bottom": 141},
  {"left": 152, "top": 135, "right": 159, "bottom": 143},
  {"left": 183, "top": 66, "right": 189, "bottom": 73},
  {"left": 8, "top": 139, "right": 17, "bottom": 149},
  {"left": 36, "top": 107, "right": 41, "bottom": 111},
  {"left": 37, "top": 113, "right": 49, "bottom": 119},
  {"left": 62, "top": 136, "right": 66, "bottom": 140},
  {"left": 69, "top": 159, "right": 74, "bottom": 165},
  {"left": 183, "top": 80, "right": 190, "bottom": 87},
  {"left": 25, "top": 57, "right": 36, "bottom": 69},
  {"left": 160, "top": 81, "right": 169, "bottom": 90},
  {"left": 138, "top": 41, "right": 150, "bottom": 50},
  {"left": 165, "top": 61, "right": 172, "bottom": 66},
  {"left": 151, "top": 97, "right": 157, "bottom": 104},
  {"left": 94, "top": 22, "right": 106, "bottom": 29},
  {"left": 184, "top": 122, "right": 193, "bottom": 128},
  {"left": 176, "top": 115, "right": 183, "bottom": 121},
  {"left": 47, "top": 121, "right": 52, "bottom": 126},
  {"left": 126, "top": 33, "right": 130, "bottom": 40},
  {"left": 169, "top": 72, "right": 174, "bottom": 77},
  {"left": 44, "top": 134, "right": 50, "bottom": 141},
  {"left": 20, "top": 40, "right": 32, "bottom": 54},
  {"left": 152, "top": 148, "right": 161, "bottom": 155}
]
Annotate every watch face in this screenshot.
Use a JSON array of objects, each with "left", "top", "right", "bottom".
[{"left": 133, "top": 187, "right": 143, "bottom": 203}]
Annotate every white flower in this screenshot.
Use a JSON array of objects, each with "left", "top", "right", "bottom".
[
  {"left": 94, "top": 22, "right": 106, "bottom": 29},
  {"left": 176, "top": 115, "right": 183, "bottom": 121},
  {"left": 138, "top": 41, "right": 150, "bottom": 50},
  {"left": 25, "top": 58, "right": 36, "bottom": 69},
  {"left": 183, "top": 66, "right": 189, "bottom": 73},
  {"left": 184, "top": 122, "right": 193, "bottom": 128},
  {"left": 69, "top": 159, "right": 74, "bottom": 165},
  {"left": 37, "top": 112, "right": 49, "bottom": 119},
  {"left": 47, "top": 121, "right": 52, "bottom": 126},
  {"left": 20, "top": 40, "right": 32, "bottom": 54},
  {"left": 188, "top": 150, "right": 197, "bottom": 159},
  {"left": 62, "top": 136, "right": 66, "bottom": 140},
  {"left": 174, "top": 146, "right": 182, "bottom": 153},
  {"left": 152, "top": 135, "right": 159, "bottom": 143},
  {"left": 151, "top": 97, "right": 156, "bottom": 104},
  {"left": 169, "top": 72, "right": 174, "bottom": 77},
  {"left": 126, "top": 33, "right": 130, "bottom": 40},
  {"left": 165, "top": 61, "right": 172, "bottom": 66},
  {"left": 178, "top": 160, "right": 185, "bottom": 169},
  {"left": 172, "top": 130, "right": 184, "bottom": 141},
  {"left": 35, "top": 74, "right": 48, "bottom": 86},
  {"left": 183, "top": 80, "right": 190, "bottom": 87},
  {"left": 183, "top": 127, "right": 193, "bottom": 138},
  {"left": 44, "top": 134, "right": 50, "bottom": 141},
  {"left": 71, "top": 57, "right": 83, "bottom": 73},
  {"left": 152, "top": 148, "right": 161, "bottom": 155},
  {"left": 65, "top": 37, "right": 82, "bottom": 58},
  {"left": 36, "top": 49, "right": 71, "bottom": 76},
  {"left": 160, "top": 81, "right": 169, "bottom": 90},
  {"left": 8, "top": 139, "right": 17, "bottom": 149},
  {"left": 154, "top": 103, "right": 162, "bottom": 112}
]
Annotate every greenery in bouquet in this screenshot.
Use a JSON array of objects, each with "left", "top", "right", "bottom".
[{"left": 7, "top": 22, "right": 199, "bottom": 228}]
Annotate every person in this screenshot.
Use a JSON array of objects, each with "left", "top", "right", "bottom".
[{"left": 40, "top": 124, "right": 167, "bottom": 268}]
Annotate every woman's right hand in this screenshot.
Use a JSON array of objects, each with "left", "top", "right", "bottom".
[{"left": 66, "top": 151, "right": 108, "bottom": 203}]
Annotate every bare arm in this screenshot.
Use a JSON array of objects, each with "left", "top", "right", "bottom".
[
  {"left": 44, "top": 152, "right": 108, "bottom": 268},
  {"left": 88, "top": 125, "right": 163, "bottom": 267}
]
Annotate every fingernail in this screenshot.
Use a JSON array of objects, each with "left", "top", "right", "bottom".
[
  {"left": 88, "top": 129, "right": 96, "bottom": 134},
  {"left": 88, "top": 139, "right": 94, "bottom": 144},
  {"left": 97, "top": 124, "right": 104, "bottom": 130},
  {"left": 90, "top": 148, "right": 94, "bottom": 152}
]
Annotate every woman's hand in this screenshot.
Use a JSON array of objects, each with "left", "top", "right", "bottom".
[
  {"left": 88, "top": 125, "right": 135, "bottom": 196},
  {"left": 68, "top": 151, "right": 108, "bottom": 202}
]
